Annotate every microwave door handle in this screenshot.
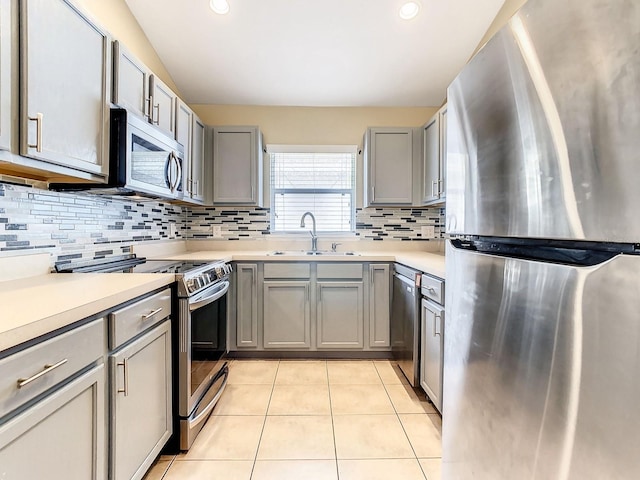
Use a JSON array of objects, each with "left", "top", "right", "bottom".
[
  {"left": 174, "top": 153, "right": 182, "bottom": 192},
  {"left": 165, "top": 153, "right": 173, "bottom": 190},
  {"left": 167, "top": 152, "right": 179, "bottom": 192}
]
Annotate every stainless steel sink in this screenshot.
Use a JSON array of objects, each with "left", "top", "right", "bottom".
[{"left": 268, "top": 250, "right": 360, "bottom": 256}]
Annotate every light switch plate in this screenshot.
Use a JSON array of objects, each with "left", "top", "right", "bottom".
[
  {"left": 212, "top": 225, "right": 222, "bottom": 238},
  {"left": 421, "top": 225, "right": 436, "bottom": 238}
]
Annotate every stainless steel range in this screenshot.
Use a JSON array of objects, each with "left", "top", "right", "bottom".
[{"left": 57, "top": 255, "right": 232, "bottom": 451}]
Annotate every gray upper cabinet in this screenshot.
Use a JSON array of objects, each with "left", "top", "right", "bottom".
[
  {"left": 236, "top": 263, "right": 258, "bottom": 348},
  {"left": 0, "top": 0, "right": 14, "bottom": 153},
  {"left": 364, "top": 127, "right": 413, "bottom": 206},
  {"left": 149, "top": 74, "right": 176, "bottom": 137},
  {"left": 263, "top": 281, "right": 311, "bottom": 349},
  {"left": 212, "top": 126, "right": 263, "bottom": 205},
  {"left": 175, "top": 99, "right": 194, "bottom": 198},
  {"left": 20, "top": 0, "right": 110, "bottom": 178},
  {"left": 369, "top": 264, "right": 391, "bottom": 348},
  {"left": 190, "top": 115, "right": 206, "bottom": 203},
  {"left": 422, "top": 104, "right": 447, "bottom": 205},
  {"left": 112, "top": 40, "right": 150, "bottom": 120}
]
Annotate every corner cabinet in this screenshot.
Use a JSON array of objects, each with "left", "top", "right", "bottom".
[
  {"left": 211, "top": 126, "right": 263, "bottom": 206},
  {"left": 422, "top": 104, "right": 447, "bottom": 205},
  {"left": 363, "top": 127, "right": 413, "bottom": 206},
  {"left": 20, "top": 0, "right": 110, "bottom": 178}
]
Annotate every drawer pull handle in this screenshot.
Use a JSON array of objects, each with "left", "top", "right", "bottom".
[
  {"left": 17, "top": 359, "right": 68, "bottom": 388},
  {"left": 117, "top": 358, "right": 129, "bottom": 396},
  {"left": 427, "top": 287, "right": 436, "bottom": 293},
  {"left": 142, "top": 307, "right": 163, "bottom": 320}
]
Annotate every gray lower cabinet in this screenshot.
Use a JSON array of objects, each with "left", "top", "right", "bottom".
[
  {"left": 0, "top": 317, "right": 107, "bottom": 480},
  {"left": 0, "top": 364, "right": 106, "bottom": 480},
  {"left": 369, "top": 264, "right": 391, "bottom": 348},
  {"left": 420, "top": 298, "right": 444, "bottom": 413},
  {"left": 317, "top": 281, "right": 364, "bottom": 349},
  {"left": 20, "top": 0, "right": 110, "bottom": 179},
  {"left": 263, "top": 281, "right": 311, "bottom": 349},
  {"left": 109, "top": 320, "right": 172, "bottom": 480},
  {"left": 236, "top": 263, "right": 258, "bottom": 348}
]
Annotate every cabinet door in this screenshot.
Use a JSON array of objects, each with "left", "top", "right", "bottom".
[
  {"left": 175, "top": 99, "right": 193, "bottom": 196},
  {"left": 149, "top": 74, "right": 176, "bottom": 137},
  {"left": 20, "top": 0, "right": 110, "bottom": 177},
  {"left": 422, "top": 114, "right": 440, "bottom": 204},
  {"left": 438, "top": 105, "right": 447, "bottom": 201},
  {"left": 190, "top": 115, "right": 206, "bottom": 202},
  {"left": 369, "top": 264, "right": 391, "bottom": 348},
  {"left": 263, "top": 281, "right": 310, "bottom": 349},
  {"left": 317, "top": 281, "right": 364, "bottom": 349},
  {"left": 366, "top": 128, "right": 413, "bottom": 205},
  {"left": 110, "top": 321, "right": 172, "bottom": 480},
  {"left": 0, "top": 0, "right": 13, "bottom": 152},
  {"left": 112, "top": 40, "right": 149, "bottom": 120},
  {"left": 236, "top": 263, "right": 258, "bottom": 348},
  {"left": 420, "top": 298, "right": 444, "bottom": 413},
  {"left": 0, "top": 364, "right": 106, "bottom": 480},
  {"left": 212, "top": 126, "right": 262, "bottom": 205}
]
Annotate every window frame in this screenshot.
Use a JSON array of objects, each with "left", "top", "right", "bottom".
[{"left": 267, "top": 144, "right": 358, "bottom": 234}]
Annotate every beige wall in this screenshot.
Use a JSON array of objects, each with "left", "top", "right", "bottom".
[
  {"left": 74, "top": 0, "right": 181, "bottom": 94},
  {"left": 473, "top": 0, "right": 529, "bottom": 56},
  {"left": 192, "top": 105, "right": 438, "bottom": 146}
]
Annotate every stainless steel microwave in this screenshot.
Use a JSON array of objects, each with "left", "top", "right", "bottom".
[{"left": 51, "top": 109, "right": 184, "bottom": 200}]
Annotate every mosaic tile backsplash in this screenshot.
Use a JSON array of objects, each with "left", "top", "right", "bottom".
[
  {"left": 185, "top": 206, "right": 445, "bottom": 241},
  {"left": 0, "top": 181, "right": 444, "bottom": 268},
  {"left": 0, "top": 182, "right": 184, "bottom": 268}
]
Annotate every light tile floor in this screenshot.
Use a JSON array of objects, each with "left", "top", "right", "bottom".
[{"left": 144, "top": 359, "right": 442, "bottom": 480}]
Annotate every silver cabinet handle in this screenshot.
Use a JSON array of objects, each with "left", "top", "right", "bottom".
[
  {"left": 371, "top": 186, "right": 375, "bottom": 200},
  {"left": 117, "top": 358, "right": 129, "bottom": 396},
  {"left": 28, "top": 113, "right": 43, "bottom": 153},
  {"left": 142, "top": 307, "right": 163, "bottom": 320},
  {"left": 438, "top": 179, "right": 444, "bottom": 196},
  {"left": 17, "top": 358, "right": 68, "bottom": 388},
  {"left": 434, "top": 313, "right": 442, "bottom": 336},
  {"left": 427, "top": 286, "right": 436, "bottom": 293},
  {"left": 144, "top": 98, "right": 151, "bottom": 119},
  {"left": 431, "top": 180, "right": 438, "bottom": 198},
  {"left": 153, "top": 104, "right": 160, "bottom": 125},
  {"left": 194, "top": 180, "right": 199, "bottom": 196}
]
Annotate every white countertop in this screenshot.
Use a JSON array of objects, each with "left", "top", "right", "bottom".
[
  {"left": 156, "top": 250, "right": 446, "bottom": 279},
  {"left": 0, "top": 273, "right": 175, "bottom": 352},
  {"left": 0, "top": 247, "right": 445, "bottom": 353}
]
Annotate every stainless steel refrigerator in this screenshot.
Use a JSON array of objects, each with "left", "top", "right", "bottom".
[{"left": 444, "top": 0, "right": 640, "bottom": 478}]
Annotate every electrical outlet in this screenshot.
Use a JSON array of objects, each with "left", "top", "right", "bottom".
[
  {"left": 212, "top": 225, "right": 222, "bottom": 238},
  {"left": 421, "top": 225, "right": 436, "bottom": 238},
  {"left": 169, "top": 224, "right": 178, "bottom": 237}
]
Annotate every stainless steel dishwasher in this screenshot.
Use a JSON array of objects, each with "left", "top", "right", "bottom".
[{"left": 391, "top": 263, "right": 421, "bottom": 386}]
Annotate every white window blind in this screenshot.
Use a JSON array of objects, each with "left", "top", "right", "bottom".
[{"left": 269, "top": 147, "right": 356, "bottom": 232}]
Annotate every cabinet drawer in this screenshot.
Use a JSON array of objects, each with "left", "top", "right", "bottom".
[
  {"left": 0, "top": 318, "right": 105, "bottom": 418},
  {"left": 264, "top": 263, "right": 310, "bottom": 279},
  {"left": 317, "top": 263, "right": 363, "bottom": 279},
  {"left": 421, "top": 274, "right": 444, "bottom": 305},
  {"left": 109, "top": 288, "right": 171, "bottom": 349}
]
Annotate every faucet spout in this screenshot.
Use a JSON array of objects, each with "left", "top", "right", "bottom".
[{"left": 300, "top": 212, "right": 318, "bottom": 252}]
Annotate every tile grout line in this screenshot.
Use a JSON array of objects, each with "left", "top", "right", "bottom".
[
  {"left": 376, "top": 361, "right": 429, "bottom": 480},
  {"left": 248, "top": 359, "right": 280, "bottom": 480},
  {"left": 326, "top": 360, "right": 341, "bottom": 480}
]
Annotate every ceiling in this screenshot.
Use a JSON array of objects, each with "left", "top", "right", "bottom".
[{"left": 125, "top": 0, "right": 505, "bottom": 107}]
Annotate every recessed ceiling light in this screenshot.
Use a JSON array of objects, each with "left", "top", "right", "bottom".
[
  {"left": 399, "top": 1, "right": 421, "bottom": 20},
  {"left": 210, "top": 0, "right": 230, "bottom": 15}
]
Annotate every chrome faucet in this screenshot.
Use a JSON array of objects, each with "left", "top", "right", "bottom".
[{"left": 300, "top": 212, "right": 318, "bottom": 252}]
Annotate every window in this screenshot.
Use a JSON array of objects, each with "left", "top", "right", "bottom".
[{"left": 269, "top": 145, "right": 356, "bottom": 233}]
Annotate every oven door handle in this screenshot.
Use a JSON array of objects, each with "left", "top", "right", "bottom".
[{"left": 189, "top": 281, "right": 230, "bottom": 311}]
